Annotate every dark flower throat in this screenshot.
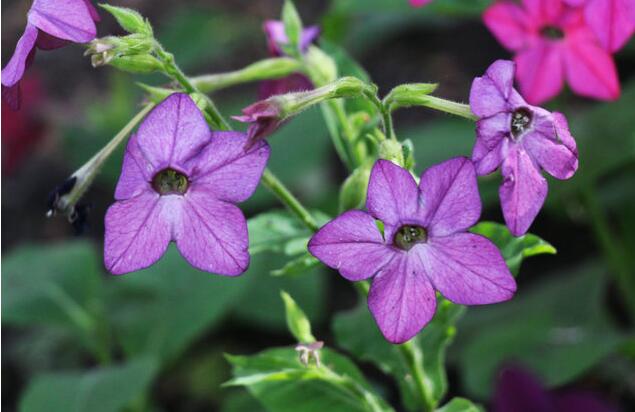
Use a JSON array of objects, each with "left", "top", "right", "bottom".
[
  {"left": 152, "top": 168, "right": 189, "bottom": 195},
  {"left": 394, "top": 225, "right": 427, "bottom": 251},
  {"left": 540, "top": 26, "right": 564, "bottom": 40},
  {"left": 511, "top": 108, "right": 532, "bottom": 139}
]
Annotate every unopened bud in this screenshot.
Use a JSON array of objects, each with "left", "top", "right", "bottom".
[
  {"left": 339, "top": 164, "right": 371, "bottom": 211},
  {"left": 379, "top": 139, "right": 405, "bottom": 166},
  {"left": 383, "top": 83, "right": 439, "bottom": 111},
  {"left": 109, "top": 54, "right": 163, "bottom": 74},
  {"left": 100, "top": 4, "right": 153, "bottom": 35}
]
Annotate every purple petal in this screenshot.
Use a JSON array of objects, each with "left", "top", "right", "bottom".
[
  {"left": 368, "top": 254, "right": 437, "bottom": 344},
  {"left": 175, "top": 191, "right": 249, "bottom": 276},
  {"left": 104, "top": 192, "right": 176, "bottom": 275},
  {"left": 419, "top": 157, "right": 482, "bottom": 237},
  {"left": 258, "top": 74, "right": 313, "bottom": 100},
  {"left": 366, "top": 160, "right": 420, "bottom": 228},
  {"left": 300, "top": 26, "right": 320, "bottom": 52},
  {"left": 81, "top": 0, "right": 101, "bottom": 22},
  {"left": 186, "top": 131, "right": 270, "bottom": 203},
  {"left": 500, "top": 145, "right": 548, "bottom": 236},
  {"left": 416, "top": 233, "right": 516, "bottom": 305},
  {"left": 554, "top": 391, "right": 618, "bottom": 412},
  {"left": 1, "top": 24, "right": 39, "bottom": 89},
  {"left": 35, "top": 31, "right": 69, "bottom": 50},
  {"left": 585, "top": 0, "right": 635, "bottom": 53},
  {"left": 523, "top": 113, "right": 578, "bottom": 180},
  {"left": 114, "top": 134, "right": 153, "bottom": 201},
  {"left": 135, "top": 93, "right": 210, "bottom": 172},
  {"left": 263, "top": 20, "right": 287, "bottom": 56},
  {"left": 29, "top": 0, "right": 97, "bottom": 43},
  {"left": 493, "top": 366, "right": 555, "bottom": 412},
  {"left": 308, "top": 210, "right": 395, "bottom": 281},
  {"left": 470, "top": 60, "right": 518, "bottom": 117},
  {"left": 473, "top": 111, "right": 510, "bottom": 175}
]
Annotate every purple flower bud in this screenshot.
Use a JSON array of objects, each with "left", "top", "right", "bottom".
[{"left": 233, "top": 99, "right": 285, "bottom": 147}]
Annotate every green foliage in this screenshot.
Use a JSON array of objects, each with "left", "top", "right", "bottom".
[
  {"left": 271, "top": 253, "right": 320, "bottom": 277},
  {"left": 281, "top": 291, "right": 316, "bottom": 343},
  {"left": 99, "top": 4, "right": 152, "bottom": 35},
  {"left": 435, "top": 398, "right": 482, "bottom": 412},
  {"left": 281, "top": 0, "right": 303, "bottom": 56},
  {"left": 471, "top": 222, "right": 557, "bottom": 276},
  {"left": 248, "top": 210, "right": 314, "bottom": 255},
  {"left": 19, "top": 357, "right": 158, "bottom": 412},
  {"left": 226, "top": 347, "right": 393, "bottom": 412}
]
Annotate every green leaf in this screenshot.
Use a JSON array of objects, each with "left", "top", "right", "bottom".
[
  {"left": 226, "top": 347, "right": 393, "bottom": 412},
  {"left": 333, "top": 298, "right": 464, "bottom": 411},
  {"left": 109, "top": 245, "right": 248, "bottom": 361},
  {"left": 248, "top": 210, "right": 312, "bottom": 255},
  {"left": 280, "top": 291, "right": 316, "bottom": 343},
  {"left": 455, "top": 261, "right": 626, "bottom": 399},
  {"left": 471, "top": 222, "right": 557, "bottom": 276},
  {"left": 435, "top": 397, "right": 482, "bottom": 412},
  {"left": 99, "top": 4, "right": 152, "bottom": 35},
  {"left": 271, "top": 253, "right": 320, "bottom": 277},
  {"left": 19, "top": 357, "right": 158, "bottom": 412},
  {"left": 281, "top": 0, "right": 303, "bottom": 55}
]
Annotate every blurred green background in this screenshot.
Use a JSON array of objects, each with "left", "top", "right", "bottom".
[{"left": 2, "top": 0, "right": 635, "bottom": 411}]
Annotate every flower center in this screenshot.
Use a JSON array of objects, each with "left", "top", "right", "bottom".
[
  {"left": 393, "top": 225, "right": 427, "bottom": 251},
  {"left": 152, "top": 168, "right": 189, "bottom": 195},
  {"left": 511, "top": 108, "right": 532, "bottom": 139},
  {"left": 540, "top": 25, "right": 564, "bottom": 40}
]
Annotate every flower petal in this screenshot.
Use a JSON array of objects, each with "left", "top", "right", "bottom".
[
  {"left": 483, "top": 2, "right": 531, "bottom": 52},
  {"left": 1, "top": 24, "right": 39, "bottom": 89},
  {"left": 29, "top": 0, "right": 97, "bottom": 43},
  {"left": 368, "top": 254, "right": 437, "bottom": 344},
  {"left": 176, "top": 191, "right": 249, "bottom": 276},
  {"left": 585, "top": 0, "right": 635, "bottom": 53},
  {"left": 188, "top": 131, "right": 270, "bottom": 203},
  {"left": 470, "top": 60, "right": 517, "bottom": 117},
  {"left": 564, "top": 26, "right": 620, "bottom": 101},
  {"left": 500, "top": 146, "right": 548, "bottom": 236},
  {"left": 523, "top": 113, "right": 578, "bottom": 180},
  {"left": 473, "top": 111, "right": 509, "bottom": 175},
  {"left": 416, "top": 233, "right": 516, "bottom": 305},
  {"left": 522, "top": 0, "right": 565, "bottom": 22},
  {"left": 410, "top": 0, "right": 433, "bottom": 7},
  {"left": 367, "top": 159, "right": 420, "bottom": 227},
  {"left": 515, "top": 43, "right": 565, "bottom": 105},
  {"left": 308, "top": 210, "right": 395, "bottom": 281},
  {"left": 104, "top": 192, "right": 176, "bottom": 275},
  {"left": 135, "top": 93, "right": 211, "bottom": 171},
  {"left": 114, "top": 134, "right": 154, "bottom": 200},
  {"left": 419, "top": 157, "right": 482, "bottom": 237},
  {"left": 35, "top": 31, "right": 68, "bottom": 50},
  {"left": 493, "top": 367, "right": 554, "bottom": 412}
]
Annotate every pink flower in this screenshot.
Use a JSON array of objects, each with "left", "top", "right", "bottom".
[
  {"left": 1, "top": 0, "right": 100, "bottom": 110},
  {"left": 410, "top": 0, "right": 433, "bottom": 7},
  {"left": 104, "top": 94, "right": 270, "bottom": 275},
  {"left": 309, "top": 158, "right": 516, "bottom": 343},
  {"left": 483, "top": 0, "right": 621, "bottom": 104},
  {"left": 582, "top": 0, "right": 635, "bottom": 52}
]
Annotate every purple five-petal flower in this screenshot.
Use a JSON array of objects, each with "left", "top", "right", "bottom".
[
  {"left": 308, "top": 158, "right": 516, "bottom": 344},
  {"left": 470, "top": 60, "right": 579, "bottom": 237},
  {"left": 1, "top": 0, "right": 99, "bottom": 110},
  {"left": 104, "top": 93, "right": 270, "bottom": 275}
]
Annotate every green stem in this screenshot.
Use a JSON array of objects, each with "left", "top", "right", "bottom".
[
  {"left": 398, "top": 341, "right": 435, "bottom": 412},
  {"left": 364, "top": 90, "right": 395, "bottom": 140},
  {"left": 395, "top": 95, "right": 477, "bottom": 121},
  {"left": 261, "top": 169, "right": 320, "bottom": 232},
  {"left": 582, "top": 186, "right": 635, "bottom": 319}
]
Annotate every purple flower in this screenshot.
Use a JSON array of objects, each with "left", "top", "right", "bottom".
[
  {"left": 104, "top": 93, "right": 270, "bottom": 275},
  {"left": 1, "top": 0, "right": 99, "bottom": 110},
  {"left": 493, "top": 366, "right": 618, "bottom": 412},
  {"left": 232, "top": 99, "right": 283, "bottom": 147},
  {"left": 470, "top": 60, "right": 578, "bottom": 236},
  {"left": 308, "top": 158, "right": 516, "bottom": 343},
  {"left": 258, "top": 20, "right": 318, "bottom": 100}
]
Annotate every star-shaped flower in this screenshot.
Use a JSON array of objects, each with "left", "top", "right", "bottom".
[
  {"left": 470, "top": 60, "right": 578, "bottom": 236},
  {"left": 104, "top": 93, "right": 270, "bottom": 275},
  {"left": 309, "top": 158, "right": 516, "bottom": 343},
  {"left": 1, "top": 0, "right": 100, "bottom": 110}
]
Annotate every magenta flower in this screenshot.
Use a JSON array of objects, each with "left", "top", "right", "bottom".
[
  {"left": 410, "top": 0, "right": 433, "bottom": 7},
  {"left": 470, "top": 60, "right": 578, "bottom": 236},
  {"left": 1, "top": 0, "right": 99, "bottom": 110},
  {"left": 104, "top": 93, "right": 270, "bottom": 275},
  {"left": 582, "top": 0, "right": 635, "bottom": 52},
  {"left": 258, "top": 20, "right": 319, "bottom": 99},
  {"left": 308, "top": 158, "right": 516, "bottom": 344},
  {"left": 483, "top": 0, "right": 620, "bottom": 104}
]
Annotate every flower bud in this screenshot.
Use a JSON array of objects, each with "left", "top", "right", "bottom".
[
  {"left": 304, "top": 46, "right": 338, "bottom": 85},
  {"left": 383, "top": 83, "right": 439, "bottom": 111},
  {"left": 379, "top": 139, "right": 405, "bottom": 166},
  {"left": 109, "top": 54, "right": 163, "bottom": 74},
  {"left": 99, "top": 4, "right": 153, "bottom": 35},
  {"left": 339, "top": 164, "right": 371, "bottom": 211}
]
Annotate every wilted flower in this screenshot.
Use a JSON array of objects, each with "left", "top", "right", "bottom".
[
  {"left": 470, "top": 60, "right": 578, "bottom": 236},
  {"left": 483, "top": 0, "right": 621, "bottom": 104},
  {"left": 233, "top": 99, "right": 284, "bottom": 147},
  {"left": 104, "top": 93, "right": 270, "bottom": 275},
  {"left": 309, "top": 158, "right": 516, "bottom": 344},
  {"left": 1, "top": 0, "right": 99, "bottom": 110}
]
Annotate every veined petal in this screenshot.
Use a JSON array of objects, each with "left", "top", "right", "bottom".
[
  {"left": 187, "top": 131, "right": 270, "bottom": 203},
  {"left": 104, "top": 192, "right": 177, "bottom": 275},
  {"left": 367, "top": 159, "right": 420, "bottom": 227},
  {"left": 523, "top": 113, "right": 578, "bottom": 180},
  {"left": 308, "top": 210, "right": 395, "bottom": 281},
  {"left": 1, "top": 24, "right": 39, "bottom": 89},
  {"left": 470, "top": 60, "right": 518, "bottom": 117},
  {"left": 135, "top": 93, "right": 211, "bottom": 172},
  {"left": 515, "top": 42, "right": 565, "bottom": 105},
  {"left": 176, "top": 191, "right": 249, "bottom": 276},
  {"left": 473, "top": 139, "right": 505, "bottom": 176},
  {"left": 483, "top": 2, "right": 531, "bottom": 51},
  {"left": 473, "top": 111, "right": 510, "bottom": 175},
  {"left": 114, "top": 135, "right": 154, "bottom": 200},
  {"left": 368, "top": 254, "right": 437, "bottom": 344},
  {"left": 416, "top": 233, "right": 516, "bottom": 305},
  {"left": 564, "top": 27, "right": 620, "bottom": 101},
  {"left": 419, "top": 157, "right": 482, "bottom": 237},
  {"left": 29, "top": 0, "right": 97, "bottom": 43},
  {"left": 585, "top": 0, "right": 635, "bottom": 53},
  {"left": 500, "top": 146, "right": 548, "bottom": 236}
]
